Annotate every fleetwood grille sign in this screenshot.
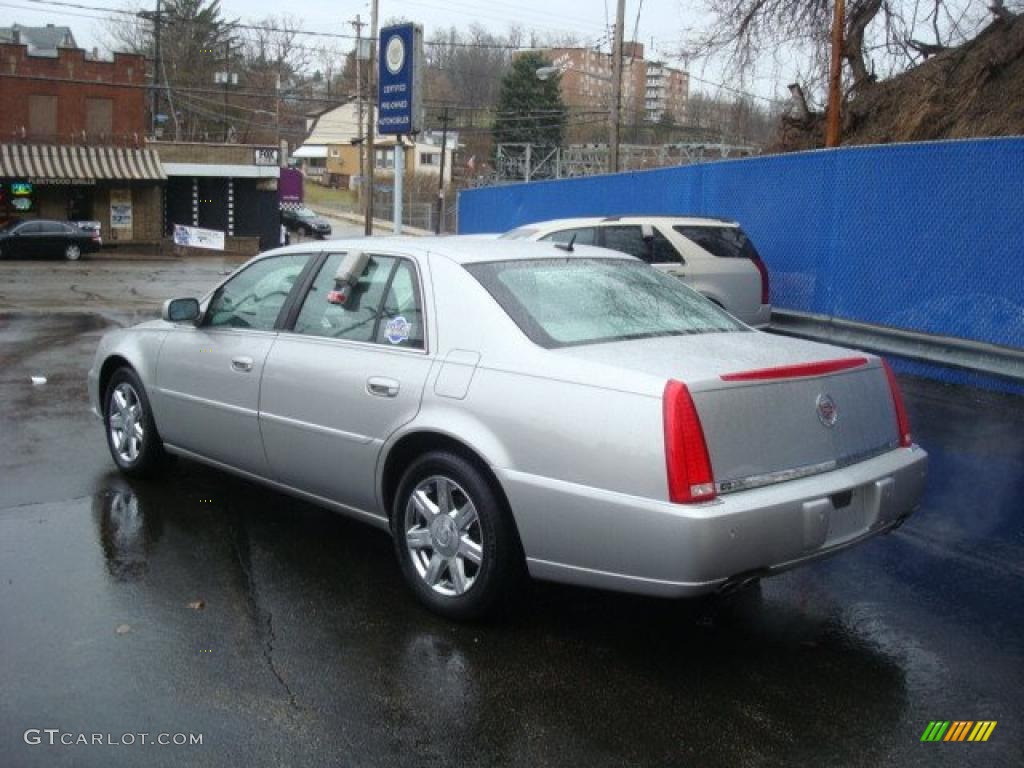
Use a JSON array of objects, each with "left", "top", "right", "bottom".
[{"left": 377, "top": 23, "right": 423, "bottom": 135}]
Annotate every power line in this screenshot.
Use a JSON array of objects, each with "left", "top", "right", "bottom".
[{"left": 13, "top": 0, "right": 566, "bottom": 50}]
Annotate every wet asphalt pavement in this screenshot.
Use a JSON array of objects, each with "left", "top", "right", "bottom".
[{"left": 1, "top": 264, "right": 1022, "bottom": 767}]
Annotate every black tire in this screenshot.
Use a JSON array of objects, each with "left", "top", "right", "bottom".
[
  {"left": 391, "top": 451, "right": 522, "bottom": 620},
  {"left": 65, "top": 242, "right": 82, "bottom": 261},
  {"left": 103, "top": 367, "right": 167, "bottom": 478}
]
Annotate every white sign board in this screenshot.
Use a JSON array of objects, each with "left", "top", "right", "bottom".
[
  {"left": 254, "top": 147, "right": 280, "bottom": 166},
  {"left": 173, "top": 224, "right": 225, "bottom": 251}
]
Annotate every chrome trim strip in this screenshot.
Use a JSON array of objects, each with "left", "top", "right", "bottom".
[
  {"left": 716, "top": 443, "right": 897, "bottom": 494},
  {"left": 156, "top": 387, "right": 257, "bottom": 417},
  {"left": 258, "top": 411, "right": 373, "bottom": 445},
  {"left": 526, "top": 557, "right": 724, "bottom": 589}
]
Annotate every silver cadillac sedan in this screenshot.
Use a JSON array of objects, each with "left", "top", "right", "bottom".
[{"left": 88, "top": 238, "right": 928, "bottom": 619}]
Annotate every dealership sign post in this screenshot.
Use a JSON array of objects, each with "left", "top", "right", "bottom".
[{"left": 378, "top": 22, "right": 423, "bottom": 235}]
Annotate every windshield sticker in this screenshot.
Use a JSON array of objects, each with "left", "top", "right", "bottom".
[{"left": 385, "top": 316, "right": 411, "bottom": 344}]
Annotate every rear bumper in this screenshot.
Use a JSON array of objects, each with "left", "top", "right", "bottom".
[{"left": 504, "top": 445, "right": 928, "bottom": 597}]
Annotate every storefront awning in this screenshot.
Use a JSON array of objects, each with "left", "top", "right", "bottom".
[{"left": 0, "top": 144, "right": 167, "bottom": 181}]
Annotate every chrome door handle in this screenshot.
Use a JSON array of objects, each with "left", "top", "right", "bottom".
[
  {"left": 367, "top": 377, "right": 400, "bottom": 397},
  {"left": 231, "top": 356, "right": 254, "bottom": 372}
]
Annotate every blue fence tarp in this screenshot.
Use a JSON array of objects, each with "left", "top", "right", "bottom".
[{"left": 458, "top": 138, "right": 1024, "bottom": 369}]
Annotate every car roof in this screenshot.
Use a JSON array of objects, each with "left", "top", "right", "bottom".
[
  {"left": 511, "top": 215, "right": 739, "bottom": 231},
  {"left": 263, "top": 235, "right": 636, "bottom": 265}
]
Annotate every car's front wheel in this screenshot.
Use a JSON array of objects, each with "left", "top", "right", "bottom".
[
  {"left": 392, "top": 452, "right": 521, "bottom": 620},
  {"left": 65, "top": 243, "right": 82, "bottom": 261},
  {"left": 104, "top": 368, "right": 166, "bottom": 477}
]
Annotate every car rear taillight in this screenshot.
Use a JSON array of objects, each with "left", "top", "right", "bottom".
[
  {"left": 663, "top": 380, "right": 716, "bottom": 503},
  {"left": 751, "top": 254, "right": 770, "bottom": 305},
  {"left": 882, "top": 360, "right": 912, "bottom": 447}
]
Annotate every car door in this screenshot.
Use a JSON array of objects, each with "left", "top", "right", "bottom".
[
  {"left": 40, "top": 221, "right": 70, "bottom": 258},
  {"left": 13, "top": 221, "right": 43, "bottom": 257},
  {"left": 259, "top": 251, "right": 433, "bottom": 515},
  {"left": 152, "top": 252, "right": 313, "bottom": 475}
]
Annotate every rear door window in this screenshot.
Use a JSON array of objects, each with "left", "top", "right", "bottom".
[
  {"left": 373, "top": 260, "right": 425, "bottom": 349},
  {"left": 673, "top": 225, "right": 760, "bottom": 260},
  {"left": 540, "top": 227, "right": 596, "bottom": 246},
  {"left": 599, "top": 225, "right": 682, "bottom": 264},
  {"left": 292, "top": 253, "right": 423, "bottom": 349}
]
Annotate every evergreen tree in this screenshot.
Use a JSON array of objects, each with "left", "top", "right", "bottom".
[{"left": 492, "top": 53, "right": 566, "bottom": 149}]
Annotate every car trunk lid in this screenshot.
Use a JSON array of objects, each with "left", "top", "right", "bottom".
[{"left": 554, "top": 332, "right": 900, "bottom": 492}]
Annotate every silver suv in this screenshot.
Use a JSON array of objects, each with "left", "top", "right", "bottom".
[{"left": 501, "top": 215, "right": 771, "bottom": 327}]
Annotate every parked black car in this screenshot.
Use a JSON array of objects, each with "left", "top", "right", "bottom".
[
  {"left": 0, "top": 219, "right": 102, "bottom": 261},
  {"left": 280, "top": 205, "right": 332, "bottom": 239}
]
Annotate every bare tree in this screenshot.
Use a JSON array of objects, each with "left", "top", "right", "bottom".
[{"left": 686, "top": 0, "right": 1016, "bottom": 98}]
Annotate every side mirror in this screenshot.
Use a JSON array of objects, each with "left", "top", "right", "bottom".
[{"left": 162, "top": 297, "right": 201, "bottom": 323}]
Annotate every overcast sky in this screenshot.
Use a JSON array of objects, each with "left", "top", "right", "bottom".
[{"left": 3, "top": 0, "right": 791, "bottom": 101}]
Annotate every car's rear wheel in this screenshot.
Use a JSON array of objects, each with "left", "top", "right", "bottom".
[
  {"left": 392, "top": 452, "right": 520, "bottom": 620},
  {"left": 65, "top": 243, "right": 82, "bottom": 261},
  {"left": 104, "top": 368, "right": 166, "bottom": 477}
]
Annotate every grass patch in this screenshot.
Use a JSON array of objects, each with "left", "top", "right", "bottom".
[{"left": 304, "top": 181, "right": 358, "bottom": 212}]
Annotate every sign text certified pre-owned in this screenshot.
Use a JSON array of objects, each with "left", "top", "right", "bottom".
[{"left": 377, "top": 23, "right": 422, "bottom": 135}]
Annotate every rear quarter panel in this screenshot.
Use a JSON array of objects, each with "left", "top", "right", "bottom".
[{"left": 661, "top": 225, "right": 762, "bottom": 323}]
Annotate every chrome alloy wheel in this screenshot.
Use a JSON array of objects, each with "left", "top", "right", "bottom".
[
  {"left": 404, "top": 475, "right": 483, "bottom": 596},
  {"left": 108, "top": 382, "right": 145, "bottom": 463}
]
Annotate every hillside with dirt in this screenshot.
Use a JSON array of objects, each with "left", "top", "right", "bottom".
[{"left": 772, "top": 12, "right": 1024, "bottom": 151}]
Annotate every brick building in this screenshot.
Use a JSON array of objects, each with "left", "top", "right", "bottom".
[
  {"left": 0, "top": 38, "right": 164, "bottom": 245},
  {"left": 534, "top": 42, "right": 649, "bottom": 126},
  {"left": 645, "top": 62, "right": 690, "bottom": 124}
]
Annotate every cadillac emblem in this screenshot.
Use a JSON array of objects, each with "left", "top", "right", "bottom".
[{"left": 816, "top": 394, "right": 838, "bottom": 427}]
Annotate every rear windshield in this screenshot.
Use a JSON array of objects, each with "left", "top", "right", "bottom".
[
  {"left": 673, "top": 225, "right": 760, "bottom": 260},
  {"left": 499, "top": 227, "right": 539, "bottom": 240},
  {"left": 465, "top": 258, "right": 745, "bottom": 349}
]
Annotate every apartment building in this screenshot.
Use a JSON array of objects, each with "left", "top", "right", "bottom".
[{"left": 646, "top": 62, "right": 690, "bottom": 124}]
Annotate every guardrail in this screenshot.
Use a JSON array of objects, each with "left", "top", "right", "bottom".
[{"left": 769, "top": 309, "right": 1024, "bottom": 383}]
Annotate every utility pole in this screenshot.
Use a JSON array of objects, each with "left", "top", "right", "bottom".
[
  {"left": 364, "top": 0, "right": 379, "bottom": 235},
  {"left": 825, "top": 0, "right": 845, "bottom": 148},
  {"left": 223, "top": 38, "right": 232, "bottom": 142},
  {"left": 610, "top": 0, "right": 625, "bottom": 173},
  {"left": 435, "top": 106, "right": 451, "bottom": 234},
  {"left": 152, "top": 0, "right": 161, "bottom": 136},
  {"left": 350, "top": 15, "right": 365, "bottom": 190}
]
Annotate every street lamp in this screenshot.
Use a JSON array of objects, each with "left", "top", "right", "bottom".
[{"left": 535, "top": 64, "right": 621, "bottom": 172}]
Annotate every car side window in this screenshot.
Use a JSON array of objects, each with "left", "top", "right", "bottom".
[
  {"left": 374, "top": 260, "right": 425, "bottom": 349},
  {"left": 43, "top": 222, "right": 67, "bottom": 234},
  {"left": 293, "top": 253, "right": 397, "bottom": 343},
  {"left": 540, "top": 227, "right": 596, "bottom": 246},
  {"left": 18, "top": 222, "right": 43, "bottom": 234},
  {"left": 205, "top": 253, "right": 309, "bottom": 331},
  {"left": 650, "top": 228, "right": 683, "bottom": 264},
  {"left": 600, "top": 225, "right": 681, "bottom": 265}
]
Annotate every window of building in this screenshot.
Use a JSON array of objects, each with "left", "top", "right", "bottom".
[
  {"left": 28, "top": 95, "right": 57, "bottom": 140},
  {"left": 86, "top": 98, "right": 113, "bottom": 138},
  {"left": 375, "top": 149, "right": 395, "bottom": 170},
  {"left": 419, "top": 152, "right": 438, "bottom": 166}
]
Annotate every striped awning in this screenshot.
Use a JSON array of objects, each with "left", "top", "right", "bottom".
[{"left": 0, "top": 144, "right": 166, "bottom": 181}]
